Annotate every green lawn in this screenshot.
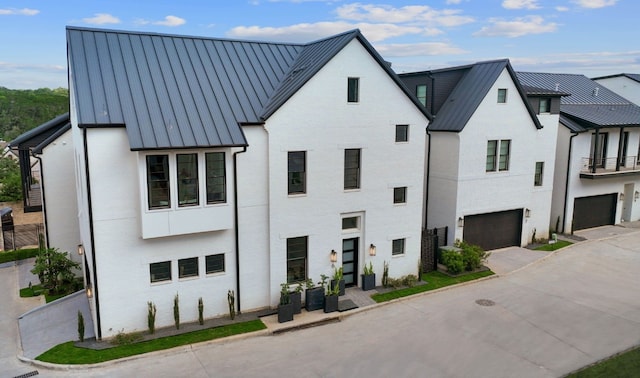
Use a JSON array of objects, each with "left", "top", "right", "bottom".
[
  {"left": 0, "top": 248, "right": 39, "bottom": 264},
  {"left": 36, "top": 319, "right": 267, "bottom": 364},
  {"left": 534, "top": 240, "right": 572, "bottom": 251},
  {"left": 371, "top": 270, "right": 495, "bottom": 303},
  {"left": 19, "top": 284, "right": 67, "bottom": 303},
  {"left": 566, "top": 345, "right": 640, "bottom": 378}
]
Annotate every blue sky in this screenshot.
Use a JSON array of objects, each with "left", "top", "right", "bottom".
[{"left": 1, "top": 0, "right": 638, "bottom": 89}]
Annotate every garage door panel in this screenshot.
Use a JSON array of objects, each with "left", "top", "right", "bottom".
[
  {"left": 463, "top": 209, "right": 523, "bottom": 251},
  {"left": 573, "top": 194, "right": 616, "bottom": 231}
]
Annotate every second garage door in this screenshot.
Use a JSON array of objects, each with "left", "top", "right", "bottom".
[
  {"left": 573, "top": 193, "right": 617, "bottom": 231},
  {"left": 463, "top": 209, "right": 523, "bottom": 251}
]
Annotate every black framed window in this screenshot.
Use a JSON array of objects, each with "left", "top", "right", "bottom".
[
  {"left": 394, "top": 187, "right": 407, "bottom": 204},
  {"left": 178, "top": 257, "right": 198, "bottom": 278},
  {"left": 416, "top": 84, "right": 427, "bottom": 107},
  {"left": 206, "top": 254, "right": 225, "bottom": 274},
  {"left": 590, "top": 132, "right": 608, "bottom": 168},
  {"left": 344, "top": 149, "right": 361, "bottom": 190},
  {"left": 150, "top": 261, "right": 171, "bottom": 283},
  {"left": 534, "top": 162, "right": 544, "bottom": 186},
  {"left": 392, "top": 239, "right": 405, "bottom": 256},
  {"left": 538, "top": 98, "right": 550, "bottom": 113},
  {"left": 206, "top": 152, "right": 226, "bottom": 203},
  {"left": 287, "top": 236, "right": 307, "bottom": 284},
  {"left": 487, "top": 140, "right": 510, "bottom": 172},
  {"left": 177, "top": 154, "right": 199, "bottom": 207},
  {"left": 620, "top": 132, "right": 629, "bottom": 167},
  {"left": 147, "top": 155, "right": 170, "bottom": 209},
  {"left": 486, "top": 140, "right": 497, "bottom": 172},
  {"left": 497, "top": 88, "right": 507, "bottom": 103},
  {"left": 499, "top": 140, "right": 511, "bottom": 171},
  {"left": 347, "top": 77, "right": 359, "bottom": 103},
  {"left": 395, "top": 124, "right": 409, "bottom": 142},
  {"left": 288, "top": 151, "right": 306, "bottom": 194}
]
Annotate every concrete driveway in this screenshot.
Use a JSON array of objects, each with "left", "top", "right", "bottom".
[{"left": 7, "top": 227, "right": 640, "bottom": 377}]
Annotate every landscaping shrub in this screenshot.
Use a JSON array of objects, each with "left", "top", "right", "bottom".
[{"left": 441, "top": 249, "right": 464, "bottom": 274}]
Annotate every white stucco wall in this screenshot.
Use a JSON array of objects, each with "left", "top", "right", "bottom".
[
  {"left": 593, "top": 76, "right": 640, "bottom": 106},
  {"left": 426, "top": 132, "right": 460, "bottom": 236}
]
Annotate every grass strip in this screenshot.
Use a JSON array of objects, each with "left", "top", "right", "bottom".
[
  {"left": 36, "top": 319, "right": 267, "bottom": 364},
  {"left": 534, "top": 240, "right": 572, "bottom": 251},
  {"left": 566, "top": 345, "right": 640, "bottom": 378},
  {"left": 371, "top": 270, "right": 494, "bottom": 303},
  {"left": 20, "top": 284, "right": 69, "bottom": 303},
  {"left": 0, "top": 248, "right": 39, "bottom": 264}
]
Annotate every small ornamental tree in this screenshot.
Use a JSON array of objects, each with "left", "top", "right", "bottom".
[
  {"left": 77, "top": 311, "right": 85, "bottom": 342},
  {"left": 31, "top": 248, "right": 80, "bottom": 295}
]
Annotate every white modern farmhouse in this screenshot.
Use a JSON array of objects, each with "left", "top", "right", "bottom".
[
  {"left": 65, "top": 27, "right": 430, "bottom": 338},
  {"left": 517, "top": 72, "right": 640, "bottom": 233},
  {"left": 399, "top": 60, "right": 560, "bottom": 250}
]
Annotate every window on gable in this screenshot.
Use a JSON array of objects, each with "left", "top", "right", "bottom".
[
  {"left": 344, "top": 149, "right": 361, "bottom": 190},
  {"left": 347, "top": 77, "right": 359, "bottom": 103},
  {"left": 392, "top": 238, "right": 405, "bottom": 256},
  {"left": 206, "top": 152, "right": 226, "bottom": 203},
  {"left": 395, "top": 124, "right": 409, "bottom": 142},
  {"left": 497, "top": 88, "right": 507, "bottom": 103},
  {"left": 416, "top": 84, "right": 427, "bottom": 107},
  {"left": 206, "top": 254, "right": 225, "bottom": 274},
  {"left": 147, "top": 155, "right": 170, "bottom": 209},
  {"left": 177, "top": 154, "right": 199, "bottom": 207},
  {"left": 534, "top": 162, "right": 544, "bottom": 186},
  {"left": 394, "top": 187, "right": 407, "bottom": 204},
  {"left": 178, "top": 257, "right": 198, "bottom": 278},
  {"left": 487, "top": 140, "right": 511, "bottom": 172},
  {"left": 538, "top": 98, "right": 551, "bottom": 114},
  {"left": 150, "top": 261, "right": 171, "bottom": 283},
  {"left": 288, "top": 151, "right": 306, "bottom": 194},
  {"left": 287, "top": 236, "right": 307, "bottom": 284}
]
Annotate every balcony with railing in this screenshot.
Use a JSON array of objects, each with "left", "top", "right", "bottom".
[{"left": 580, "top": 156, "right": 640, "bottom": 179}]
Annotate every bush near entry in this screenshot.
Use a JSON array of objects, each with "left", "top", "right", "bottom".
[{"left": 441, "top": 241, "right": 490, "bottom": 274}]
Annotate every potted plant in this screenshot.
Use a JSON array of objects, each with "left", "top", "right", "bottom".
[
  {"left": 330, "top": 266, "right": 345, "bottom": 296},
  {"left": 322, "top": 274, "right": 340, "bottom": 313},
  {"left": 361, "top": 261, "right": 376, "bottom": 291},
  {"left": 289, "top": 284, "right": 303, "bottom": 314},
  {"left": 278, "top": 282, "right": 294, "bottom": 323},
  {"left": 304, "top": 277, "right": 325, "bottom": 312}
]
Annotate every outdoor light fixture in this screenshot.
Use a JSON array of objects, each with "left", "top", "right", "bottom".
[
  {"left": 620, "top": 193, "right": 625, "bottom": 201},
  {"left": 369, "top": 244, "right": 376, "bottom": 256},
  {"left": 330, "top": 250, "right": 338, "bottom": 264},
  {"left": 77, "top": 244, "right": 84, "bottom": 255},
  {"left": 86, "top": 284, "right": 93, "bottom": 298},
  {"left": 635, "top": 191, "right": 639, "bottom": 200},
  {"left": 457, "top": 217, "right": 464, "bottom": 227},
  {"left": 525, "top": 208, "right": 531, "bottom": 218}
]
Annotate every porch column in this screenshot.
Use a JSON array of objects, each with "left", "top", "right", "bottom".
[
  {"left": 591, "top": 128, "right": 600, "bottom": 174},
  {"left": 615, "top": 127, "right": 625, "bottom": 171}
]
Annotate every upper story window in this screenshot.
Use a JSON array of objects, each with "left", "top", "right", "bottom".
[
  {"left": 392, "top": 238, "right": 405, "bottom": 256},
  {"left": 147, "top": 155, "right": 170, "bottom": 209},
  {"left": 497, "top": 88, "right": 507, "bottom": 103},
  {"left": 177, "top": 154, "right": 199, "bottom": 207},
  {"left": 534, "top": 162, "right": 544, "bottom": 186},
  {"left": 416, "top": 84, "right": 427, "bottom": 107},
  {"left": 486, "top": 140, "right": 511, "bottom": 172},
  {"left": 288, "top": 151, "right": 306, "bottom": 194},
  {"left": 393, "top": 187, "right": 407, "bottom": 204},
  {"left": 347, "top": 77, "right": 359, "bottom": 103},
  {"left": 344, "top": 149, "right": 361, "bottom": 190},
  {"left": 589, "top": 132, "right": 608, "bottom": 168},
  {"left": 538, "top": 98, "right": 551, "bottom": 114},
  {"left": 206, "top": 152, "right": 226, "bottom": 203},
  {"left": 395, "top": 124, "right": 409, "bottom": 142}
]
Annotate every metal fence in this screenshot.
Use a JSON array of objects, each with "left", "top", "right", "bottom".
[
  {"left": 421, "top": 226, "right": 448, "bottom": 273},
  {"left": 2, "top": 223, "right": 43, "bottom": 251}
]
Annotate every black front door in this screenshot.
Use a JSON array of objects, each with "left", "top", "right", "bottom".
[{"left": 342, "top": 238, "right": 358, "bottom": 287}]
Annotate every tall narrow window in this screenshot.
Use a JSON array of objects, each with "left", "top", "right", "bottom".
[
  {"left": 288, "top": 151, "right": 306, "bottom": 194},
  {"left": 486, "top": 140, "right": 497, "bottom": 172},
  {"left": 590, "top": 132, "right": 608, "bottom": 168},
  {"left": 147, "top": 155, "right": 170, "bottom": 209},
  {"left": 177, "top": 154, "right": 199, "bottom": 207},
  {"left": 416, "top": 84, "right": 427, "bottom": 107},
  {"left": 497, "top": 88, "right": 507, "bottom": 103},
  {"left": 538, "top": 98, "right": 551, "bottom": 113},
  {"left": 395, "top": 124, "right": 409, "bottom": 142},
  {"left": 499, "top": 140, "right": 511, "bottom": 171},
  {"left": 534, "top": 162, "right": 544, "bottom": 186},
  {"left": 620, "top": 131, "right": 629, "bottom": 167},
  {"left": 487, "top": 140, "right": 511, "bottom": 172},
  {"left": 344, "top": 149, "right": 361, "bottom": 190},
  {"left": 392, "top": 239, "right": 405, "bottom": 256},
  {"left": 206, "top": 152, "right": 226, "bottom": 203},
  {"left": 287, "top": 236, "right": 307, "bottom": 283},
  {"left": 347, "top": 77, "right": 359, "bottom": 103}
]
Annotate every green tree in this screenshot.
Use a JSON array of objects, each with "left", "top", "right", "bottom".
[
  {"left": 0, "top": 158, "right": 23, "bottom": 202},
  {"left": 31, "top": 248, "right": 80, "bottom": 295}
]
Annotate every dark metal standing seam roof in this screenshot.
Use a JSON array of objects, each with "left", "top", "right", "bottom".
[
  {"left": 9, "top": 113, "right": 72, "bottom": 154},
  {"left": 592, "top": 73, "right": 640, "bottom": 83}
]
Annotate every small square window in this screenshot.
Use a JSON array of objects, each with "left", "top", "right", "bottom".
[
  {"left": 534, "top": 162, "right": 544, "bottom": 186},
  {"left": 392, "top": 239, "right": 405, "bottom": 256},
  {"left": 395, "top": 125, "right": 409, "bottom": 142},
  {"left": 150, "top": 261, "right": 171, "bottom": 283},
  {"left": 178, "top": 257, "right": 198, "bottom": 278},
  {"left": 348, "top": 77, "right": 359, "bottom": 103},
  {"left": 205, "top": 254, "right": 225, "bottom": 274},
  {"left": 342, "top": 216, "right": 359, "bottom": 230},
  {"left": 497, "top": 88, "right": 507, "bottom": 103},
  {"left": 393, "top": 187, "right": 407, "bottom": 204},
  {"left": 538, "top": 98, "right": 550, "bottom": 114}
]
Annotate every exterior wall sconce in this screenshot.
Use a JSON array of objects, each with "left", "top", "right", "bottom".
[
  {"left": 330, "top": 250, "right": 338, "bottom": 264},
  {"left": 619, "top": 193, "right": 624, "bottom": 201},
  {"left": 457, "top": 217, "right": 464, "bottom": 227},
  {"left": 635, "top": 191, "right": 639, "bottom": 201},
  {"left": 525, "top": 208, "right": 531, "bottom": 218},
  {"left": 369, "top": 244, "right": 376, "bottom": 256},
  {"left": 77, "top": 244, "right": 85, "bottom": 255},
  {"left": 86, "top": 284, "right": 93, "bottom": 298}
]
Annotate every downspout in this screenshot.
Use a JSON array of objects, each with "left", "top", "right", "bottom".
[
  {"left": 591, "top": 128, "right": 599, "bottom": 173},
  {"left": 233, "top": 146, "right": 247, "bottom": 314},
  {"left": 562, "top": 132, "right": 579, "bottom": 234},
  {"left": 83, "top": 127, "right": 102, "bottom": 339},
  {"left": 424, "top": 72, "right": 436, "bottom": 228},
  {"left": 32, "top": 154, "right": 50, "bottom": 248}
]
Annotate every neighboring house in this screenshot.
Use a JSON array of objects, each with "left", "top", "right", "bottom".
[
  {"left": 8, "top": 114, "right": 81, "bottom": 262},
  {"left": 66, "top": 27, "right": 430, "bottom": 338},
  {"left": 593, "top": 73, "right": 640, "bottom": 106},
  {"left": 517, "top": 72, "right": 640, "bottom": 233},
  {"left": 399, "top": 59, "right": 559, "bottom": 250}
]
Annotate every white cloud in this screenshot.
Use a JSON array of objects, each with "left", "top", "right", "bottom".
[
  {"left": 556, "top": 6, "right": 570, "bottom": 11},
  {"left": 474, "top": 16, "right": 558, "bottom": 38},
  {"left": 82, "top": 13, "right": 120, "bottom": 25},
  {"left": 445, "top": 0, "right": 463, "bottom": 4},
  {"left": 0, "top": 8, "right": 39, "bottom": 16},
  {"left": 154, "top": 15, "right": 186, "bottom": 27},
  {"left": 335, "top": 4, "right": 474, "bottom": 27},
  {"left": 571, "top": 0, "right": 617, "bottom": 8},
  {"left": 375, "top": 42, "right": 468, "bottom": 57},
  {"left": 502, "top": 0, "right": 540, "bottom": 10}
]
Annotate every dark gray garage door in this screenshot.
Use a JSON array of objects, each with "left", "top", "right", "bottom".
[
  {"left": 463, "top": 209, "right": 523, "bottom": 251},
  {"left": 573, "top": 193, "right": 617, "bottom": 231}
]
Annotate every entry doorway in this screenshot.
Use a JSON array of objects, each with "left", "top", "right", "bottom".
[
  {"left": 622, "top": 183, "right": 634, "bottom": 222},
  {"left": 342, "top": 238, "right": 359, "bottom": 287}
]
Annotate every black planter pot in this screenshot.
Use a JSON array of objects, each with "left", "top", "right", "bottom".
[
  {"left": 324, "top": 294, "right": 339, "bottom": 313},
  {"left": 305, "top": 287, "right": 325, "bottom": 311},
  {"left": 361, "top": 273, "right": 376, "bottom": 291},
  {"left": 330, "top": 279, "right": 345, "bottom": 296},
  {"left": 278, "top": 302, "right": 294, "bottom": 323},
  {"left": 289, "top": 291, "right": 302, "bottom": 314}
]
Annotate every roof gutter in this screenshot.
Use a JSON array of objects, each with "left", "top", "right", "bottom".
[{"left": 233, "top": 146, "right": 247, "bottom": 314}]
